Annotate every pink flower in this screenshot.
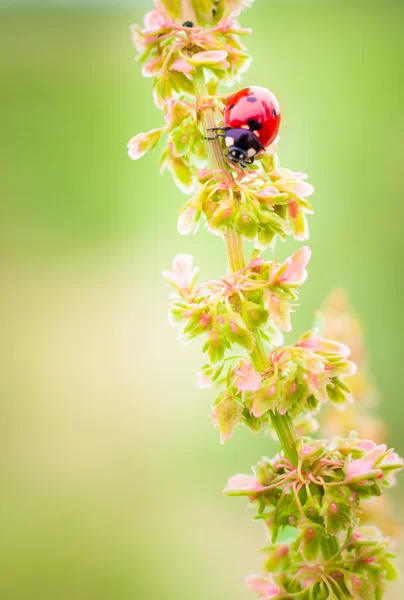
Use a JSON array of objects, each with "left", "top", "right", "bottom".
[
  {"left": 212, "top": 393, "right": 243, "bottom": 445},
  {"left": 141, "top": 56, "right": 162, "bottom": 78},
  {"left": 177, "top": 206, "right": 199, "bottom": 235},
  {"left": 143, "top": 9, "right": 167, "bottom": 33},
  {"left": 162, "top": 254, "right": 199, "bottom": 295},
  {"left": 357, "top": 440, "right": 377, "bottom": 452},
  {"left": 228, "top": 0, "right": 255, "bottom": 17},
  {"left": 270, "top": 246, "right": 311, "bottom": 288},
  {"left": 244, "top": 575, "right": 282, "bottom": 599},
  {"left": 187, "top": 50, "right": 229, "bottom": 66},
  {"left": 264, "top": 292, "right": 291, "bottom": 332},
  {"left": 224, "top": 472, "right": 268, "bottom": 497},
  {"left": 272, "top": 169, "right": 314, "bottom": 198},
  {"left": 296, "top": 331, "right": 351, "bottom": 358},
  {"left": 170, "top": 58, "right": 194, "bottom": 80},
  {"left": 197, "top": 370, "right": 213, "bottom": 389},
  {"left": 127, "top": 127, "right": 164, "bottom": 160},
  {"left": 345, "top": 444, "right": 387, "bottom": 482},
  {"left": 234, "top": 361, "right": 261, "bottom": 392}
]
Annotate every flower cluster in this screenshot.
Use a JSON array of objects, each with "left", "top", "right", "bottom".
[
  {"left": 246, "top": 528, "right": 398, "bottom": 600},
  {"left": 318, "top": 290, "right": 383, "bottom": 442},
  {"left": 129, "top": 1, "right": 402, "bottom": 598},
  {"left": 164, "top": 252, "right": 355, "bottom": 442},
  {"left": 178, "top": 164, "right": 314, "bottom": 246},
  {"left": 165, "top": 247, "right": 312, "bottom": 349},
  {"left": 128, "top": 1, "right": 313, "bottom": 246},
  {"left": 316, "top": 290, "right": 402, "bottom": 541},
  {"left": 128, "top": 0, "right": 254, "bottom": 193},
  {"left": 227, "top": 436, "right": 402, "bottom": 598}
]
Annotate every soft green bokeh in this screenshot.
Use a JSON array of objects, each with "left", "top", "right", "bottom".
[{"left": 0, "top": 1, "right": 403, "bottom": 598}]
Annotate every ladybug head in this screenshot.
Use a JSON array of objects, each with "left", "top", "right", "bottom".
[
  {"left": 224, "top": 128, "right": 264, "bottom": 166},
  {"left": 228, "top": 146, "right": 249, "bottom": 163}
]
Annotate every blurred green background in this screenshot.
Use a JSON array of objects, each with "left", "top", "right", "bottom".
[{"left": 0, "top": 0, "right": 403, "bottom": 598}]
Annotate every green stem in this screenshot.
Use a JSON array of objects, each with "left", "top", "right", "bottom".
[
  {"left": 193, "top": 68, "right": 229, "bottom": 173},
  {"left": 194, "top": 66, "right": 299, "bottom": 467},
  {"left": 250, "top": 327, "right": 269, "bottom": 372},
  {"left": 270, "top": 410, "right": 299, "bottom": 465},
  {"left": 225, "top": 229, "right": 245, "bottom": 272},
  {"left": 194, "top": 56, "right": 339, "bottom": 564}
]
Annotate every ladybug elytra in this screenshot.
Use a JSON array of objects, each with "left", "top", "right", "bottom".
[{"left": 207, "top": 86, "right": 281, "bottom": 167}]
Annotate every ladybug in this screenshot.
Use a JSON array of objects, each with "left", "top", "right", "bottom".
[{"left": 207, "top": 86, "right": 281, "bottom": 167}]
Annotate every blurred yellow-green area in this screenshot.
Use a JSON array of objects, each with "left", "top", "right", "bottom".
[{"left": 1, "top": 0, "right": 404, "bottom": 598}]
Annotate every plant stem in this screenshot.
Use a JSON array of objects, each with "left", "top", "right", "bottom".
[
  {"left": 194, "top": 66, "right": 298, "bottom": 466},
  {"left": 270, "top": 410, "right": 299, "bottom": 465},
  {"left": 193, "top": 68, "right": 229, "bottom": 173},
  {"left": 193, "top": 60, "right": 339, "bottom": 563},
  {"left": 225, "top": 229, "right": 245, "bottom": 272}
]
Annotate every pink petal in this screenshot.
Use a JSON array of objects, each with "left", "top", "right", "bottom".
[
  {"left": 357, "top": 440, "right": 377, "bottom": 452},
  {"left": 197, "top": 371, "right": 213, "bottom": 389},
  {"left": 290, "top": 180, "right": 314, "bottom": 198},
  {"left": 172, "top": 254, "right": 192, "bottom": 287},
  {"left": 245, "top": 574, "right": 281, "bottom": 599},
  {"left": 235, "top": 361, "right": 261, "bottom": 392},
  {"left": 177, "top": 207, "right": 199, "bottom": 235},
  {"left": 142, "top": 57, "right": 162, "bottom": 78},
  {"left": 270, "top": 246, "right": 311, "bottom": 287},
  {"left": 127, "top": 128, "right": 163, "bottom": 160},
  {"left": 226, "top": 474, "right": 259, "bottom": 491},
  {"left": 296, "top": 333, "right": 351, "bottom": 357},
  {"left": 188, "top": 50, "right": 228, "bottom": 65},
  {"left": 281, "top": 246, "right": 311, "bottom": 284},
  {"left": 143, "top": 10, "right": 166, "bottom": 32},
  {"left": 347, "top": 444, "right": 387, "bottom": 479},
  {"left": 171, "top": 57, "right": 194, "bottom": 74},
  {"left": 228, "top": 0, "right": 255, "bottom": 16}
]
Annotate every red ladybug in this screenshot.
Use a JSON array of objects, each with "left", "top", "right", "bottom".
[{"left": 207, "top": 86, "right": 281, "bottom": 167}]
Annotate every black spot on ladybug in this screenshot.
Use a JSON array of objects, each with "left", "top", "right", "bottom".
[
  {"left": 271, "top": 108, "right": 278, "bottom": 118},
  {"left": 247, "top": 97, "right": 257, "bottom": 103},
  {"left": 182, "top": 21, "right": 194, "bottom": 27},
  {"left": 248, "top": 119, "right": 262, "bottom": 131}
]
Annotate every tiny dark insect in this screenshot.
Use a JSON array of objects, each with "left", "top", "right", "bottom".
[
  {"left": 206, "top": 86, "right": 281, "bottom": 168},
  {"left": 182, "top": 21, "right": 194, "bottom": 27}
]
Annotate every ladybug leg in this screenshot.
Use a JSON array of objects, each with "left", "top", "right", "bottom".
[{"left": 205, "top": 133, "right": 227, "bottom": 141}]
